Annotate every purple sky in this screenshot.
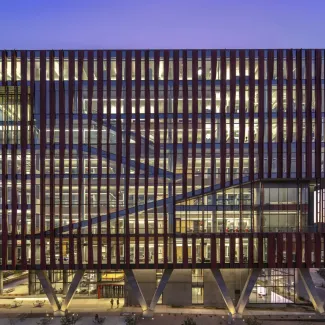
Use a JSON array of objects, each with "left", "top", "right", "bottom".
[{"left": 1, "top": 0, "right": 325, "bottom": 49}]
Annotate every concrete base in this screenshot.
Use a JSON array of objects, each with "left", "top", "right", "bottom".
[
  {"left": 143, "top": 309, "right": 154, "bottom": 318},
  {"left": 232, "top": 313, "right": 242, "bottom": 319},
  {"left": 53, "top": 310, "right": 66, "bottom": 317}
]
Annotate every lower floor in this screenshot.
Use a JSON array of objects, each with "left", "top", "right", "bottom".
[{"left": 0, "top": 268, "right": 324, "bottom": 317}]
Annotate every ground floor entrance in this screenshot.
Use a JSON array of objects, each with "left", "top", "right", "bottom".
[{"left": 97, "top": 284, "right": 125, "bottom": 299}]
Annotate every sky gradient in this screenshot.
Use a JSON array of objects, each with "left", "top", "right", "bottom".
[{"left": 1, "top": 0, "right": 325, "bottom": 49}]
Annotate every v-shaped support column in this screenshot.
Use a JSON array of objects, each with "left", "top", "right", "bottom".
[
  {"left": 298, "top": 269, "right": 325, "bottom": 314},
  {"left": 236, "top": 269, "right": 261, "bottom": 316},
  {"left": 36, "top": 271, "right": 63, "bottom": 316},
  {"left": 125, "top": 269, "right": 173, "bottom": 317},
  {"left": 210, "top": 269, "right": 236, "bottom": 315},
  {"left": 125, "top": 270, "right": 148, "bottom": 312},
  {"left": 61, "top": 270, "right": 85, "bottom": 312},
  {"left": 146, "top": 269, "right": 173, "bottom": 317}
]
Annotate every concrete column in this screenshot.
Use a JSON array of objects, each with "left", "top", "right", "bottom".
[
  {"left": 61, "top": 270, "right": 85, "bottom": 312},
  {"left": 236, "top": 268, "right": 260, "bottom": 316},
  {"left": 63, "top": 270, "right": 69, "bottom": 295},
  {"left": 36, "top": 270, "right": 63, "bottom": 316},
  {"left": 0, "top": 271, "right": 3, "bottom": 295},
  {"left": 28, "top": 270, "right": 35, "bottom": 295},
  {"left": 124, "top": 269, "right": 148, "bottom": 313},
  {"left": 146, "top": 269, "right": 173, "bottom": 317},
  {"left": 210, "top": 269, "right": 236, "bottom": 315},
  {"left": 298, "top": 268, "right": 325, "bottom": 314}
]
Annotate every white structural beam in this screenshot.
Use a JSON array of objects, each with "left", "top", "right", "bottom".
[
  {"left": 298, "top": 268, "right": 325, "bottom": 314},
  {"left": 61, "top": 270, "right": 85, "bottom": 312},
  {"left": 210, "top": 269, "right": 236, "bottom": 315},
  {"left": 124, "top": 269, "right": 148, "bottom": 312},
  {"left": 36, "top": 271, "right": 62, "bottom": 315},
  {"left": 146, "top": 269, "right": 173, "bottom": 316},
  {"left": 236, "top": 269, "right": 261, "bottom": 316},
  {"left": 125, "top": 269, "right": 173, "bottom": 317}
]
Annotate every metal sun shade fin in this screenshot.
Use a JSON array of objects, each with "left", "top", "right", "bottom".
[
  {"left": 220, "top": 234, "right": 225, "bottom": 267},
  {"left": 305, "top": 50, "right": 312, "bottom": 179},
  {"left": 182, "top": 50, "right": 188, "bottom": 199},
  {"left": 163, "top": 50, "right": 169, "bottom": 267},
  {"left": 267, "top": 50, "right": 274, "bottom": 178},
  {"left": 258, "top": 233, "right": 263, "bottom": 268},
  {"left": 277, "top": 49, "right": 284, "bottom": 178},
  {"left": 40, "top": 50, "right": 47, "bottom": 269},
  {"left": 305, "top": 233, "right": 312, "bottom": 268},
  {"left": 172, "top": 50, "right": 180, "bottom": 266},
  {"left": 135, "top": 50, "right": 141, "bottom": 267},
  {"left": 192, "top": 236, "right": 196, "bottom": 268},
  {"left": 248, "top": 50, "right": 255, "bottom": 182},
  {"left": 59, "top": 50, "right": 65, "bottom": 268},
  {"left": 295, "top": 232, "right": 302, "bottom": 267},
  {"left": 286, "top": 49, "right": 293, "bottom": 178},
  {"left": 87, "top": 50, "right": 94, "bottom": 268},
  {"left": 210, "top": 50, "right": 217, "bottom": 188},
  {"left": 229, "top": 50, "right": 236, "bottom": 185},
  {"left": 106, "top": 50, "right": 112, "bottom": 268},
  {"left": 296, "top": 49, "right": 302, "bottom": 178},
  {"left": 115, "top": 50, "right": 123, "bottom": 268},
  {"left": 201, "top": 51, "right": 206, "bottom": 196},
  {"left": 277, "top": 232, "right": 283, "bottom": 268},
  {"left": 30, "top": 51, "right": 36, "bottom": 267},
  {"left": 124, "top": 50, "right": 132, "bottom": 268},
  {"left": 68, "top": 50, "right": 75, "bottom": 268},
  {"left": 248, "top": 234, "right": 254, "bottom": 267},
  {"left": 144, "top": 51, "right": 150, "bottom": 267},
  {"left": 49, "top": 50, "right": 56, "bottom": 270},
  {"left": 20, "top": 50, "right": 28, "bottom": 269},
  {"left": 153, "top": 50, "right": 160, "bottom": 268},
  {"left": 11, "top": 50, "right": 17, "bottom": 269},
  {"left": 220, "top": 50, "right": 226, "bottom": 188},
  {"left": 211, "top": 234, "right": 216, "bottom": 268},
  {"left": 267, "top": 233, "right": 275, "bottom": 268},
  {"left": 315, "top": 49, "right": 322, "bottom": 179},
  {"left": 258, "top": 50, "right": 264, "bottom": 179},
  {"left": 77, "top": 50, "right": 84, "bottom": 268},
  {"left": 97, "top": 50, "right": 104, "bottom": 269},
  {"left": 315, "top": 232, "right": 321, "bottom": 268},
  {"left": 239, "top": 50, "right": 246, "bottom": 182},
  {"left": 182, "top": 234, "right": 188, "bottom": 268},
  {"left": 286, "top": 232, "right": 293, "bottom": 268},
  {"left": 192, "top": 50, "right": 198, "bottom": 194}
]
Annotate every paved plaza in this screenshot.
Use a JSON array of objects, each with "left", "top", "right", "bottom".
[
  {"left": 0, "top": 298, "right": 323, "bottom": 325},
  {"left": 1, "top": 314, "right": 325, "bottom": 325}
]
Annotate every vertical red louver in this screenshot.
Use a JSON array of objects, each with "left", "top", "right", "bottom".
[
  {"left": 97, "top": 50, "right": 104, "bottom": 269},
  {"left": 39, "top": 50, "right": 47, "bottom": 269},
  {"left": 124, "top": 50, "right": 132, "bottom": 269},
  {"left": 68, "top": 50, "right": 75, "bottom": 268},
  {"left": 20, "top": 50, "right": 28, "bottom": 269},
  {"left": 277, "top": 50, "right": 284, "bottom": 178}
]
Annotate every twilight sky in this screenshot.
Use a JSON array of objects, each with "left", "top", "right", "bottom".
[{"left": 1, "top": 0, "right": 325, "bottom": 49}]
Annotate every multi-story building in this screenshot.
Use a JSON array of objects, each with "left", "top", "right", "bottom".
[{"left": 0, "top": 49, "right": 324, "bottom": 316}]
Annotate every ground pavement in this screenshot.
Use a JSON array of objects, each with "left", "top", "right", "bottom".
[{"left": 0, "top": 299, "right": 323, "bottom": 325}]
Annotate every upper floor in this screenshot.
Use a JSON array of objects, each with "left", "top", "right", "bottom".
[{"left": 0, "top": 49, "right": 325, "bottom": 83}]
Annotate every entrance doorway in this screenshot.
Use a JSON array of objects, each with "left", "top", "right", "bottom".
[{"left": 97, "top": 284, "right": 125, "bottom": 299}]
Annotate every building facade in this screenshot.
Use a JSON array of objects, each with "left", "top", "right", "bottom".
[{"left": 0, "top": 49, "right": 324, "bottom": 316}]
